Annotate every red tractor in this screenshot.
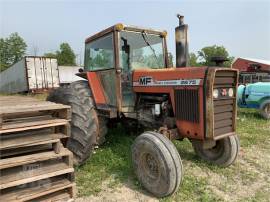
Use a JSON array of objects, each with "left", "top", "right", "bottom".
[{"left": 48, "top": 15, "right": 239, "bottom": 197}]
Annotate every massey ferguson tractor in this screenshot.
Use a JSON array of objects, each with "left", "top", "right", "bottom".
[{"left": 48, "top": 15, "right": 240, "bottom": 197}]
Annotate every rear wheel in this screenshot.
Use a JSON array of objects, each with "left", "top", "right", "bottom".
[
  {"left": 191, "top": 135, "right": 239, "bottom": 167},
  {"left": 260, "top": 101, "right": 270, "bottom": 120},
  {"left": 47, "top": 81, "right": 107, "bottom": 165},
  {"left": 132, "top": 131, "right": 183, "bottom": 197}
]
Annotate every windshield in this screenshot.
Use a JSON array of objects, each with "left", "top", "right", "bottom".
[{"left": 120, "top": 31, "right": 165, "bottom": 70}]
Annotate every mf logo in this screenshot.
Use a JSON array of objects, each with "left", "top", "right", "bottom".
[{"left": 139, "top": 76, "right": 152, "bottom": 85}]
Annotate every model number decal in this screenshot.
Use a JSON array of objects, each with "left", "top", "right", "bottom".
[{"left": 134, "top": 77, "right": 201, "bottom": 86}]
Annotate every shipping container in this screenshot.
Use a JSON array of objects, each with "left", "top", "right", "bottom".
[
  {"left": 58, "top": 66, "right": 85, "bottom": 84},
  {"left": 0, "top": 56, "right": 60, "bottom": 93}
]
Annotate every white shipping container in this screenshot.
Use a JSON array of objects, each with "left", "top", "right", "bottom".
[
  {"left": 0, "top": 56, "right": 60, "bottom": 94},
  {"left": 58, "top": 66, "right": 85, "bottom": 84}
]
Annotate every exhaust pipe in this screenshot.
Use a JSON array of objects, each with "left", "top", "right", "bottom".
[{"left": 175, "top": 14, "right": 189, "bottom": 67}]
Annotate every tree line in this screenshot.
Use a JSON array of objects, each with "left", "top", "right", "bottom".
[{"left": 0, "top": 32, "right": 233, "bottom": 72}]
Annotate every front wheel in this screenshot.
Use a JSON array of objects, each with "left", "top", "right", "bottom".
[
  {"left": 191, "top": 135, "right": 240, "bottom": 167},
  {"left": 260, "top": 101, "right": 270, "bottom": 120},
  {"left": 132, "top": 131, "right": 183, "bottom": 197}
]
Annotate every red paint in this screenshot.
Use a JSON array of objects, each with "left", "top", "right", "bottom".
[
  {"left": 87, "top": 72, "right": 107, "bottom": 104},
  {"left": 133, "top": 67, "right": 207, "bottom": 140}
]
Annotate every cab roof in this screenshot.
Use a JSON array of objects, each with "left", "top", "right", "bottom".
[{"left": 85, "top": 23, "right": 167, "bottom": 43}]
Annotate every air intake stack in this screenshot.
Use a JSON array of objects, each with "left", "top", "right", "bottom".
[{"left": 175, "top": 14, "right": 189, "bottom": 67}]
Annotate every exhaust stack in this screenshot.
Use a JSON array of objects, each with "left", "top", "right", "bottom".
[{"left": 175, "top": 14, "right": 189, "bottom": 67}]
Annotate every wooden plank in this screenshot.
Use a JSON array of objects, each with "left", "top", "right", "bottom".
[
  {"left": 0, "top": 133, "right": 67, "bottom": 150},
  {"left": 0, "top": 105, "right": 70, "bottom": 116},
  {"left": 35, "top": 190, "right": 72, "bottom": 202},
  {"left": 0, "top": 178, "right": 74, "bottom": 202},
  {"left": 0, "top": 161, "right": 74, "bottom": 189},
  {"left": 0, "top": 119, "right": 69, "bottom": 134},
  {"left": 0, "top": 144, "right": 52, "bottom": 158},
  {"left": 0, "top": 148, "right": 71, "bottom": 169}
]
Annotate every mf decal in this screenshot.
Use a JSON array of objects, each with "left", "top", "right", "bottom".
[
  {"left": 139, "top": 76, "right": 153, "bottom": 85},
  {"left": 133, "top": 77, "right": 201, "bottom": 86}
]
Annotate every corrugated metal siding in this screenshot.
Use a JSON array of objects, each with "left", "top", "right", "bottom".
[
  {"left": 0, "top": 59, "right": 28, "bottom": 93},
  {"left": 0, "top": 57, "right": 60, "bottom": 94}
]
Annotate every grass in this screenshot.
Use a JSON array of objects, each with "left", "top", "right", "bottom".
[
  {"left": 0, "top": 93, "right": 269, "bottom": 201},
  {"left": 75, "top": 108, "right": 270, "bottom": 201}
]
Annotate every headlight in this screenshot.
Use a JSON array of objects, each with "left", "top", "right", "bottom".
[
  {"left": 228, "top": 88, "right": 234, "bottom": 97},
  {"left": 213, "top": 89, "right": 219, "bottom": 99}
]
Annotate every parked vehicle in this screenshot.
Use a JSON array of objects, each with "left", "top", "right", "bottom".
[
  {"left": 237, "top": 82, "right": 270, "bottom": 119},
  {"left": 48, "top": 15, "right": 240, "bottom": 197},
  {"left": 0, "top": 56, "right": 60, "bottom": 94}
]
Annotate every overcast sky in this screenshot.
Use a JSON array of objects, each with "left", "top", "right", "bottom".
[{"left": 1, "top": 0, "right": 270, "bottom": 64}]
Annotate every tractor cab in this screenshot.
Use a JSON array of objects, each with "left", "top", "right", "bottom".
[{"left": 82, "top": 24, "right": 169, "bottom": 114}]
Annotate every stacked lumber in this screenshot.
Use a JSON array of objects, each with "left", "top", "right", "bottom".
[{"left": 0, "top": 96, "right": 75, "bottom": 202}]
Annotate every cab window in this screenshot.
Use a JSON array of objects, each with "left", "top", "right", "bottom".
[
  {"left": 85, "top": 33, "right": 114, "bottom": 71},
  {"left": 120, "top": 31, "right": 165, "bottom": 71}
]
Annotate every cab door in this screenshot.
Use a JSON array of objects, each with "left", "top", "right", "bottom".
[{"left": 84, "top": 32, "right": 118, "bottom": 110}]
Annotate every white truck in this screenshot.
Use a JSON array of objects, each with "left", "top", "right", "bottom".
[{"left": 0, "top": 56, "right": 60, "bottom": 94}]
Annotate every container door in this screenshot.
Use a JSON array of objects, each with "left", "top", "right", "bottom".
[
  {"left": 44, "top": 58, "right": 60, "bottom": 88},
  {"left": 26, "top": 58, "right": 38, "bottom": 90}
]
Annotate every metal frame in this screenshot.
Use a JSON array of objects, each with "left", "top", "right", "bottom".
[{"left": 84, "top": 24, "right": 169, "bottom": 113}]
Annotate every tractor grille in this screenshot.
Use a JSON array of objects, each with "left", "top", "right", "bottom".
[
  {"left": 213, "top": 71, "right": 237, "bottom": 137},
  {"left": 175, "top": 89, "right": 199, "bottom": 123}
]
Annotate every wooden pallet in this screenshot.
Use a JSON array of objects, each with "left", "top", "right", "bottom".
[
  {"left": 0, "top": 96, "right": 75, "bottom": 201},
  {"left": 0, "top": 96, "right": 71, "bottom": 130}
]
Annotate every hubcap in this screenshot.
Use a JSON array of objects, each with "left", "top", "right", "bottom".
[
  {"left": 264, "top": 104, "right": 270, "bottom": 115},
  {"left": 142, "top": 153, "right": 159, "bottom": 180},
  {"left": 203, "top": 140, "right": 224, "bottom": 160}
]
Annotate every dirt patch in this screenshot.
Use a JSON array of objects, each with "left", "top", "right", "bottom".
[{"left": 76, "top": 179, "right": 158, "bottom": 202}]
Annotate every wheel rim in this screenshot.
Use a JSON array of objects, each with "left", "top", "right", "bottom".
[
  {"left": 264, "top": 104, "right": 270, "bottom": 115},
  {"left": 201, "top": 140, "right": 225, "bottom": 161},
  {"left": 141, "top": 153, "right": 160, "bottom": 181}
]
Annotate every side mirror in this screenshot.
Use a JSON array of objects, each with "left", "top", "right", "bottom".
[{"left": 78, "top": 68, "right": 84, "bottom": 73}]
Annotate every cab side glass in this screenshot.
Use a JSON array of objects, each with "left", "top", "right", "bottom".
[{"left": 85, "top": 33, "right": 114, "bottom": 71}]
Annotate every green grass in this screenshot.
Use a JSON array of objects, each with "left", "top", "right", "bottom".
[{"left": 75, "top": 108, "right": 270, "bottom": 201}]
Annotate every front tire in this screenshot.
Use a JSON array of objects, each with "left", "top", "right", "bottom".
[
  {"left": 47, "top": 81, "right": 107, "bottom": 165},
  {"left": 191, "top": 135, "right": 239, "bottom": 167},
  {"left": 132, "top": 131, "right": 183, "bottom": 197}
]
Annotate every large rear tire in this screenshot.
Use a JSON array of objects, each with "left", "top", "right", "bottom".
[
  {"left": 191, "top": 135, "right": 239, "bottom": 167},
  {"left": 47, "top": 81, "right": 107, "bottom": 165},
  {"left": 132, "top": 131, "right": 183, "bottom": 197}
]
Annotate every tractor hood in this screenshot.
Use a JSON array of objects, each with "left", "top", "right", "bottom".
[{"left": 133, "top": 67, "right": 208, "bottom": 90}]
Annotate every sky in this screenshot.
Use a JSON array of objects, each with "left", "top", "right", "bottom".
[{"left": 1, "top": 0, "right": 270, "bottom": 65}]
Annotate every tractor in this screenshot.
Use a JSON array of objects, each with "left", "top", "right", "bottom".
[{"left": 48, "top": 15, "right": 240, "bottom": 197}]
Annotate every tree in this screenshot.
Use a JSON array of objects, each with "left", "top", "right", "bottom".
[
  {"left": 0, "top": 32, "right": 27, "bottom": 71},
  {"left": 189, "top": 52, "right": 201, "bottom": 67},
  {"left": 197, "top": 45, "right": 234, "bottom": 67},
  {"left": 56, "top": 43, "right": 76, "bottom": 66},
  {"left": 44, "top": 52, "right": 57, "bottom": 58},
  {"left": 168, "top": 52, "right": 174, "bottom": 67},
  {"left": 43, "top": 43, "right": 76, "bottom": 66}
]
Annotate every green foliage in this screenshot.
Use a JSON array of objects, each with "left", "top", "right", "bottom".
[
  {"left": 198, "top": 45, "right": 234, "bottom": 67},
  {"left": 189, "top": 45, "right": 234, "bottom": 67},
  {"left": 57, "top": 43, "right": 76, "bottom": 66},
  {"left": 168, "top": 52, "right": 174, "bottom": 67},
  {"left": 189, "top": 52, "right": 201, "bottom": 67},
  {"left": 44, "top": 43, "right": 76, "bottom": 66},
  {"left": 43, "top": 52, "right": 57, "bottom": 58},
  {"left": 0, "top": 32, "right": 27, "bottom": 71}
]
